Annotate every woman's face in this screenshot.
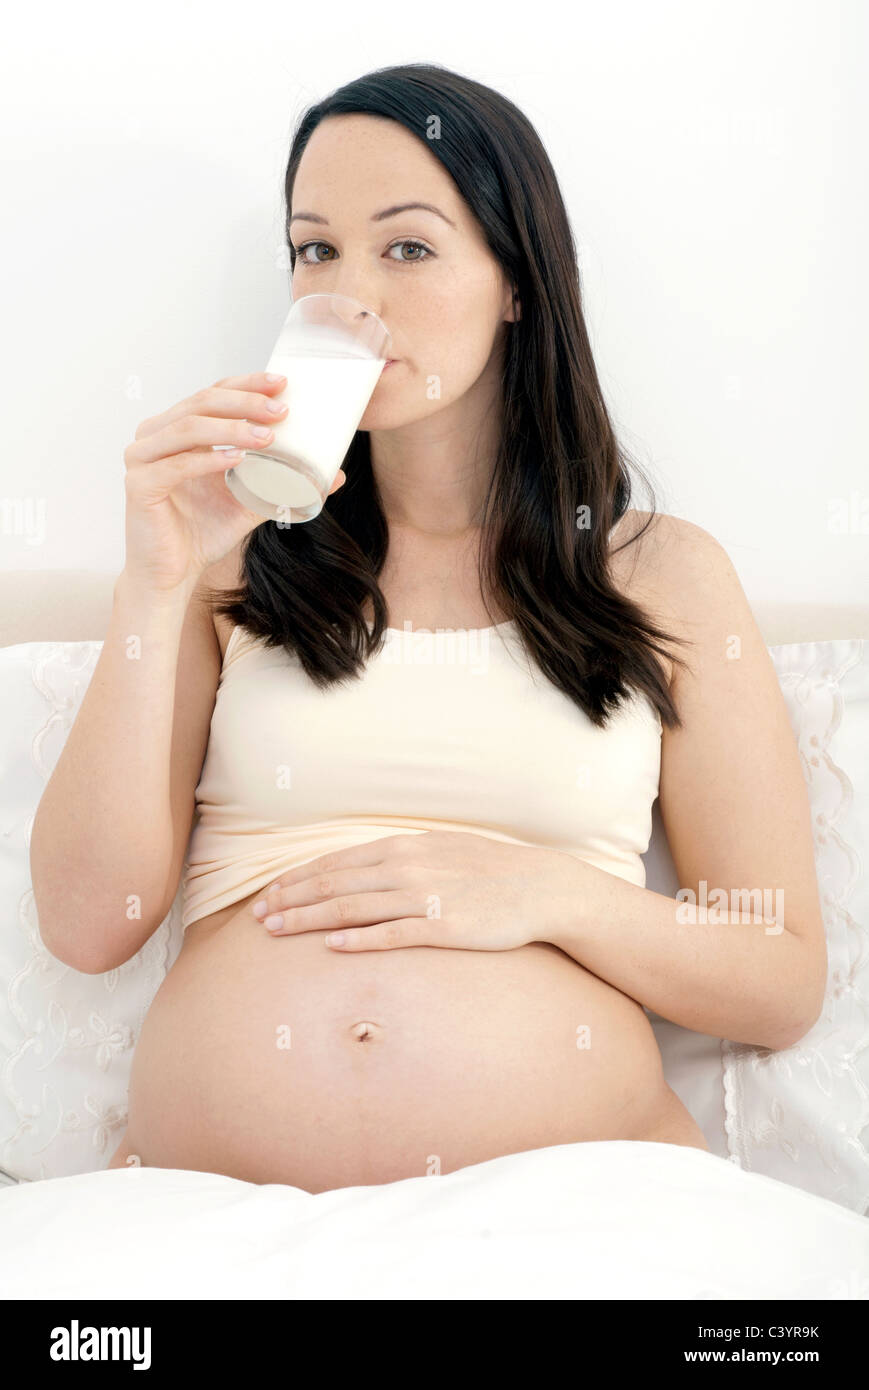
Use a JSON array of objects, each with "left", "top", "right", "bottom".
[{"left": 288, "top": 114, "right": 518, "bottom": 429}]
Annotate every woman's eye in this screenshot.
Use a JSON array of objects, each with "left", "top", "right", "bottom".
[
  {"left": 293, "top": 240, "right": 432, "bottom": 266},
  {"left": 386, "top": 241, "right": 431, "bottom": 263},
  {"left": 294, "top": 242, "right": 332, "bottom": 265}
]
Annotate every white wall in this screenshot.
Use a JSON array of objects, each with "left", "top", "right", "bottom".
[{"left": 1, "top": 0, "right": 866, "bottom": 604}]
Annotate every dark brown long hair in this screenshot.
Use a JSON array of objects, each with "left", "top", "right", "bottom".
[{"left": 207, "top": 61, "right": 692, "bottom": 728}]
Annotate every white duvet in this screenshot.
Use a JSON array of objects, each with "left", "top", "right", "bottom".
[{"left": 1, "top": 1140, "right": 867, "bottom": 1300}]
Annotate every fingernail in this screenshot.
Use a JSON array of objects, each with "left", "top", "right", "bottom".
[
  {"left": 325, "top": 932, "right": 346, "bottom": 947},
  {"left": 264, "top": 914, "right": 284, "bottom": 930},
  {"left": 252, "top": 900, "right": 268, "bottom": 918}
]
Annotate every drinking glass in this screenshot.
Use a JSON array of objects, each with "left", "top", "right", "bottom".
[{"left": 224, "top": 293, "right": 392, "bottom": 523}]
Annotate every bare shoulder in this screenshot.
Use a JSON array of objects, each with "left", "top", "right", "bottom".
[
  {"left": 609, "top": 510, "right": 732, "bottom": 685},
  {"left": 195, "top": 542, "right": 247, "bottom": 658},
  {"left": 610, "top": 508, "right": 727, "bottom": 593},
  {"left": 611, "top": 507, "right": 718, "bottom": 568}
]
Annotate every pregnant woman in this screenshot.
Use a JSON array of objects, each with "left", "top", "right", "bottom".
[{"left": 31, "top": 64, "right": 827, "bottom": 1195}]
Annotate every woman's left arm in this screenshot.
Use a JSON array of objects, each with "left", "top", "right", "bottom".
[{"left": 546, "top": 518, "right": 828, "bottom": 1053}]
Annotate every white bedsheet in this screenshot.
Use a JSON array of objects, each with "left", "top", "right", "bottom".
[{"left": 1, "top": 1140, "right": 867, "bottom": 1300}]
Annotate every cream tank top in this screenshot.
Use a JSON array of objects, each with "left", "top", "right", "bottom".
[{"left": 181, "top": 602, "right": 664, "bottom": 930}]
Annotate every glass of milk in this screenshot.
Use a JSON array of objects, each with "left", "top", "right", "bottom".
[{"left": 224, "top": 293, "right": 391, "bottom": 523}]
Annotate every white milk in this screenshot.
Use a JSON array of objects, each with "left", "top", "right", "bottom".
[{"left": 227, "top": 352, "right": 385, "bottom": 517}]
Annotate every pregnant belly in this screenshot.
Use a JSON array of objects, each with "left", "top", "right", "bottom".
[{"left": 124, "top": 890, "right": 688, "bottom": 1192}]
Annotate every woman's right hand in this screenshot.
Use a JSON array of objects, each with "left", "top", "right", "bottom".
[{"left": 122, "top": 371, "right": 347, "bottom": 594}]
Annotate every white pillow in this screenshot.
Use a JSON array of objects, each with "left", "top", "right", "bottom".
[
  {"left": 0, "top": 642, "right": 183, "bottom": 1183},
  {"left": 643, "top": 638, "right": 869, "bottom": 1216},
  {"left": 1, "top": 636, "right": 866, "bottom": 1210},
  {"left": 725, "top": 640, "right": 869, "bottom": 1210}
]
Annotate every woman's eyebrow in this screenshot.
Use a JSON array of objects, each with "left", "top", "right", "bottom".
[{"left": 290, "top": 202, "right": 457, "bottom": 229}]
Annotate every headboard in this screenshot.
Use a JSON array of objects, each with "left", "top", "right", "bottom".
[{"left": 0, "top": 569, "right": 868, "bottom": 647}]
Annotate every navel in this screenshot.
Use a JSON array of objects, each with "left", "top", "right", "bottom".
[{"left": 348, "top": 1020, "right": 384, "bottom": 1043}]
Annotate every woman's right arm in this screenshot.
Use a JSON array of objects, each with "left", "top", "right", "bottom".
[
  {"left": 29, "top": 369, "right": 346, "bottom": 975},
  {"left": 29, "top": 569, "right": 213, "bottom": 973}
]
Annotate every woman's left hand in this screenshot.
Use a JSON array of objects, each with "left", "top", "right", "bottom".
[{"left": 250, "top": 830, "right": 582, "bottom": 952}]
